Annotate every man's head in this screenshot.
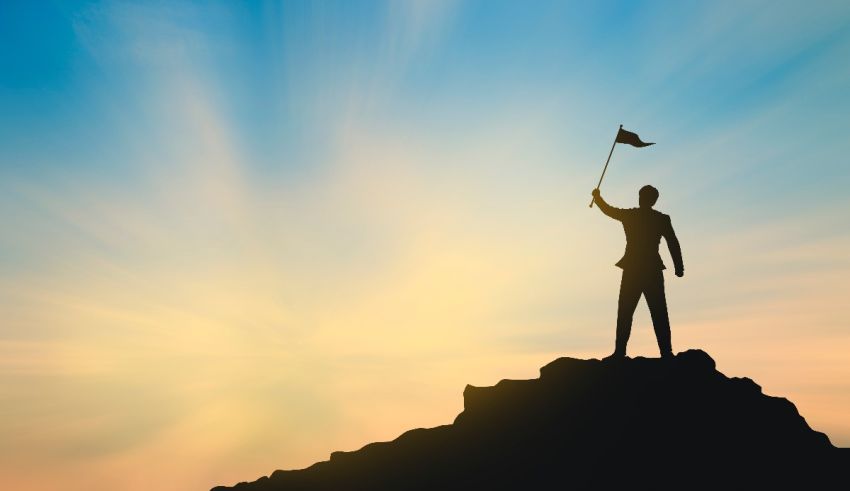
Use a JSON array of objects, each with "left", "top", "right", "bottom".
[{"left": 639, "top": 185, "right": 659, "bottom": 208}]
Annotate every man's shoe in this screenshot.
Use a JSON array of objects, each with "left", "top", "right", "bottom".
[
  {"left": 660, "top": 351, "right": 674, "bottom": 359},
  {"left": 603, "top": 351, "right": 626, "bottom": 361}
]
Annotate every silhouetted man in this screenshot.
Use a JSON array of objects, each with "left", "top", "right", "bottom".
[{"left": 591, "top": 186, "right": 683, "bottom": 359}]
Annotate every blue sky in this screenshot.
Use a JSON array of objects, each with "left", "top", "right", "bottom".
[
  {"left": 2, "top": 1, "right": 850, "bottom": 490},
  {"left": 5, "top": 1, "right": 849, "bottom": 182}
]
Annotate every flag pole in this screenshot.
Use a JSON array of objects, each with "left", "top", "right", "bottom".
[{"left": 589, "top": 124, "right": 622, "bottom": 208}]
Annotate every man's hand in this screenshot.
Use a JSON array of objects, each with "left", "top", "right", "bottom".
[
  {"left": 592, "top": 188, "right": 601, "bottom": 199},
  {"left": 675, "top": 269, "right": 684, "bottom": 278}
]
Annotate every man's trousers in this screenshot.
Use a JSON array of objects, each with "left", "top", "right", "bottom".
[{"left": 615, "top": 268, "right": 672, "bottom": 356}]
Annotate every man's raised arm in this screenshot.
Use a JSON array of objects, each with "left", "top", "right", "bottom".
[
  {"left": 663, "top": 216, "right": 684, "bottom": 277},
  {"left": 591, "top": 189, "right": 626, "bottom": 221}
]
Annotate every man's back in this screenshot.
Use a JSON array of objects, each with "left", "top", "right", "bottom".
[
  {"left": 591, "top": 192, "right": 683, "bottom": 274},
  {"left": 617, "top": 208, "right": 675, "bottom": 271}
]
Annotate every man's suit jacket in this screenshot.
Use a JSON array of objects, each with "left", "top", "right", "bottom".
[{"left": 595, "top": 197, "right": 684, "bottom": 273}]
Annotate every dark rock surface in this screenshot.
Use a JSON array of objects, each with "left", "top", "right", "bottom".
[{"left": 213, "top": 350, "right": 847, "bottom": 490}]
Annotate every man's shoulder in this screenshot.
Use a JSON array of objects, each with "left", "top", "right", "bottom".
[
  {"left": 652, "top": 209, "right": 671, "bottom": 220},
  {"left": 618, "top": 207, "right": 640, "bottom": 220}
]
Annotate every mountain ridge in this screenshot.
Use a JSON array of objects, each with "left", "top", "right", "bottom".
[{"left": 213, "top": 350, "right": 846, "bottom": 490}]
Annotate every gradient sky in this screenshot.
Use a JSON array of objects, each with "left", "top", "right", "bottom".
[{"left": 2, "top": 1, "right": 850, "bottom": 490}]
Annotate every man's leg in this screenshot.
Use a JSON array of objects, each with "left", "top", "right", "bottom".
[
  {"left": 644, "top": 269, "right": 673, "bottom": 357},
  {"left": 614, "top": 269, "right": 642, "bottom": 356}
]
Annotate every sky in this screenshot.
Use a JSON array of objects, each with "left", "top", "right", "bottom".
[{"left": 1, "top": 1, "right": 850, "bottom": 489}]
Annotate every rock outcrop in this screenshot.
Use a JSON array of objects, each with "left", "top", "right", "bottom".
[{"left": 213, "top": 350, "right": 846, "bottom": 490}]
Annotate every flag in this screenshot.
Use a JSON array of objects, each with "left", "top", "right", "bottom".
[{"left": 616, "top": 127, "right": 654, "bottom": 147}]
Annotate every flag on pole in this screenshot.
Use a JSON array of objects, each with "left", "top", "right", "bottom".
[
  {"left": 588, "top": 124, "right": 655, "bottom": 208},
  {"left": 615, "top": 127, "right": 654, "bottom": 147}
]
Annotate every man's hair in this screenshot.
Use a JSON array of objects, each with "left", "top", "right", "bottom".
[{"left": 639, "top": 185, "right": 659, "bottom": 207}]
